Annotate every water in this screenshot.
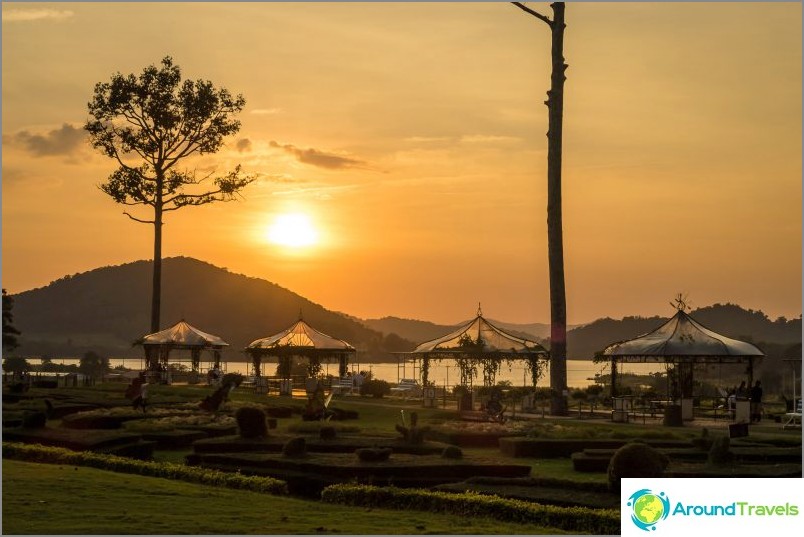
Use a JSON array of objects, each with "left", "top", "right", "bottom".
[{"left": 14, "top": 357, "right": 665, "bottom": 389}]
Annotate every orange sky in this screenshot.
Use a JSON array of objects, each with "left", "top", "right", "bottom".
[{"left": 2, "top": 2, "right": 801, "bottom": 325}]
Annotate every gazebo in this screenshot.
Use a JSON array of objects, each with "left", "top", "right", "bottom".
[
  {"left": 138, "top": 320, "right": 229, "bottom": 382},
  {"left": 602, "top": 304, "right": 764, "bottom": 420},
  {"left": 245, "top": 317, "right": 356, "bottom": 383},
  {"left": 400, "top": 305, "right": 550, "bottom": 389}
]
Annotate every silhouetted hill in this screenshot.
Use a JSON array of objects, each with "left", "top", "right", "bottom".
[
  {"left": 567, "top": 304, "right": 801, "bottom": 359},
  {"left": 10, "top": 257, "right": 413, "bottom": 361},
  {"left": 361, "top": 317, "right": 460, "bottom": 345},
  {"left": 8, "top": 259, "right": 799, "bottom": 365},
  {"left": 360, "top": 317, "right": 559, "bottom": 345}
]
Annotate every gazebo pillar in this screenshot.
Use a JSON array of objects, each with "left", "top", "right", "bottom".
[
  {"left": 191, "top": 348, "right": 201, "bottom": 372},
  {"left": 144, "top": 346, "right": 158, "bottom": 371},
  {"left": 213, "top": 350, "right": 221, "bottom": 369},
  {"left": 610, "top": 357, "right": 618, "bottom": 398},
  {"left": 338, "top": 354, "right": 348, "bottom": 378},
  {"left": 253, "top": 355, "right": 262, "bottom": 377}
]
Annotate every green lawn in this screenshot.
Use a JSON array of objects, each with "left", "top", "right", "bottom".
[{"left": 2, "top": 460, "right": 567, "bottom": 535}]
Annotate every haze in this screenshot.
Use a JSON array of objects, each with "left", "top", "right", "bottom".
[{"left": 2, "top": 2, "right": 801, "bottom": 325}]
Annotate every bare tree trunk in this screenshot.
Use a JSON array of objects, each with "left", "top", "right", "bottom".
[
  {"left": 151, "top": 205, "right": 162, "bottom": 334},
  {"left": 546, "top": 2, "right": 568, "bottom": 416}
]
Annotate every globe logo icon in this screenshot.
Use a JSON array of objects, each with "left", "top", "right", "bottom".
[{"left": 627, "top": 489, "right": 670, "bottom": 531}]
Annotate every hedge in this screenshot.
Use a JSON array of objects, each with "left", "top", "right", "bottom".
[
  {"left": 321, "top": 484, "right": 619, "bottom": 535},
  {"left": 2, "top": 442, "right": 288, "bottom": 495}
]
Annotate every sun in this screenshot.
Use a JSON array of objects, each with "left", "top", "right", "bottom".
[{"left": 266, "top": 213, "right": 319, "bottom": 248}]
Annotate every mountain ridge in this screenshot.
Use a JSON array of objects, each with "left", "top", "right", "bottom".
[{"left": 6, "top": 257, "right": 801, "bottom": 361}]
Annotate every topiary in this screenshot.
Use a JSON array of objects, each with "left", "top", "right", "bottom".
[
  {"left": 22, "top": 411, "right": 47, "bottom": 429},
  {"left": 691, "top": 428, "right": 714, "bottom": 451},
  {"left": 355, "top": 447, "right": 392, "bottom": 462},
  {"left": 395, "top": 411, "right": 430, "bottom": 445},
  {"left": 707, "top": 436, "right": 734, "bottom": 467},
  {"left": 320, "top": 425, "right": 337, "bottom": 440},
  {"left": 235, "top": 406, "right": 268, "bottom": 439},
  {"left": 441, "top": 445, "right": 463, "bottom": 459},
  {"left": 360, "top": 379, "right": 390, "bottom": 399},
  {"left": 282, "top": 436, "right": 307, "bottom": 457},
  {"left": 607, "top": 442, "right": 669, "bottom": 492}
]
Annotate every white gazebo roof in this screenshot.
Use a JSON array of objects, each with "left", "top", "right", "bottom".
[
  {"left": 602, "top": 309, "right": 764, "bottom": 363},
  {"left": 410, "top": 310, "right": 548, "bottom": 356},
  {"left": 140, "top": 320, "right": 229, "bottom": 349},
  {"left": 246, "top": 319, "right": 355, "bottom": 352}
]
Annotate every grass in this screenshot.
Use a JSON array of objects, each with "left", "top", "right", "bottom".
[
  {"left": 2, "top": 460, "right": 568, "bottom": 535},
  {"left": 462, "top": 448, "right": 609, "bottom": 484}
]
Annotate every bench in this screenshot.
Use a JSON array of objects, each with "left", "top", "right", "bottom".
[
  {"left": 330, "top": 377, "right": 355, "bottom": 395},
  {"left": 782, "top": 399, "right": 802, "bottom": 430},
  {"left": 390, "top": 379, "right": 421, "bottom": 398},
  {"left": 239, "top": 376, "right": 268, "bottom": 394}
]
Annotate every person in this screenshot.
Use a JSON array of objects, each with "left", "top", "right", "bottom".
[
  {"left": 303, "top": 383, "right": 328, "bottom": 421},
  {"left": 727, "top": 388, "right": 736, "bottom": 417},
  {"left": 750, "top": 380, "right": 763, "bottom": 423},
  {"left": 736, "top": 381, "right": 748, "bottom": 400},
  {"left": 354, "top": 372, "right": 365, "bottom": 389},
  {"left": 207, "top": 366, "right": 221, "bottom": 386}
]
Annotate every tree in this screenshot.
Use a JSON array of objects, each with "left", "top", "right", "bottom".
[
  {"left": 79, "top": 351, "right": 110, "bottom": 379},
  {"left": 3, "top": 357, "right": 30, "bottom": 375},
  {"left": 2, "top": 288, "right": 21, "bottom": 352},
  {"left": 512, "top": 2, "right": 569, "bottom": 415},
  {"left": 85, "top": 56, "right": 255, "bottom": 334}
]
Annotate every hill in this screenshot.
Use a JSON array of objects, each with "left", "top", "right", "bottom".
[
  {"left": 9, "top": 257, "right": 412, "bottom": 361},
  {"left": 6, "top": 258, "right": 800, "bottom": 365},
  {"left": 360, "top": 317, "right": 562, "bottom": 344}
]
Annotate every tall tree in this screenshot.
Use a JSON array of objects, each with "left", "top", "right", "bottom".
[
  {"left": 2, "top": 289, "right": 21, "bottom": 353},
  {"left": 512, "top": 2, "right": 568, "bottom": 415},
  {"left": 85, "top": 56, "right": 254, "bottom": 333}
]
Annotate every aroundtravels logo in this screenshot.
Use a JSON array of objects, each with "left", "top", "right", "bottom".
[
  {"left": 627, "top": 489, "right": 670, "bottom": 531},
  {"left": 623, "top": 479, "right": 801, "bottom": 535}
]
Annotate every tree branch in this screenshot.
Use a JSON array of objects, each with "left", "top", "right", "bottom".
[
  {"left": 123, "top": 211, "right": 155, "bottom": 224},
  {"left": 511, "top": 2, "right": 553, "bottom": 27}
]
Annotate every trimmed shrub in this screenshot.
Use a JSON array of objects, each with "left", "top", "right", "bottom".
[
  {"left": 360, "top": 379, "right": 390, "bottom": 399},
  {"left": 441, "top": 446, "right": 463, "bottom": 459},
  {"left": 235, "top": 407, "right": 268, "bottom": 439},
  {"left": 395, "top": 411, "right": 430, "bottom": 445},
  {"left": 321, "top": 484, "right": 619, "bottom": 535},
  {"left": 2, "top": 442, "right": 287, "bottom": 495},
  {"left": 355, "top": 447, "right": 392, "bottom": 462},
  {"left": 607, "top": 442, "right": 669, "bottom": 492},
  {"left": 265, "top": 407, "right": 293, "bottom": 419},
  {"left": 21, "top": 411, "right": 47, "bottom": 429},
  {"left": 287, "top": 422, "right": 361, "bottom": 435},
  {"left": 692, "top": 428, "right": 714, "bottom": 451},
  {"left": 319, "top": 426, "right": 337, "bottom": 441},
  {"left": 282, "top": 436, "right": 306, "bottom": 457},
  {"left": 707, "top": 436, "right": 734, "bottom": 467}
]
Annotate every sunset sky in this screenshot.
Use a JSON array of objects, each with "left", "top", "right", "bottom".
[{"left": 2, "top": 1, "right": 801, "bottom": 326}]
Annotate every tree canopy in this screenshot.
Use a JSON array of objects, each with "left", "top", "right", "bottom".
[
  {"left": 85, "top": 55, "right": 254, "bottom": 221},
  {"left": 85, "top": 56, "right": 255, "bottom": 333},
  {"left": 2, "top": 289, "right": 21, "bottom": 352}
]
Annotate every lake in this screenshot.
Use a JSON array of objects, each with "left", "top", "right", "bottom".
[{"left": 17, "top": 357, "right": 666, "bottom": 389}]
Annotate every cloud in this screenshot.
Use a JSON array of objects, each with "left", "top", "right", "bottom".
[
  {"left": 269, "top": 141, "right": 365, "bottom": 170},
  {"left": 257, "top": 172, "right": 305, "bottom": 184},
  {"left": 3, "top": 9, "right": 74, "bottom": 22},
  {"left": 250, "top": 108, "right": 282, "bottom": 115},
  {"left": 404, "top": 136, "right": 451, "bottom": 143},
  {"left": 11, "top": 123, "right": 86, "bottom": 157},
  {"left": 235, "top": 138, "right": 252, "bottom": 153},
  {"left": 460, "top": 134, "right": 522, "bottom": 143}
]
